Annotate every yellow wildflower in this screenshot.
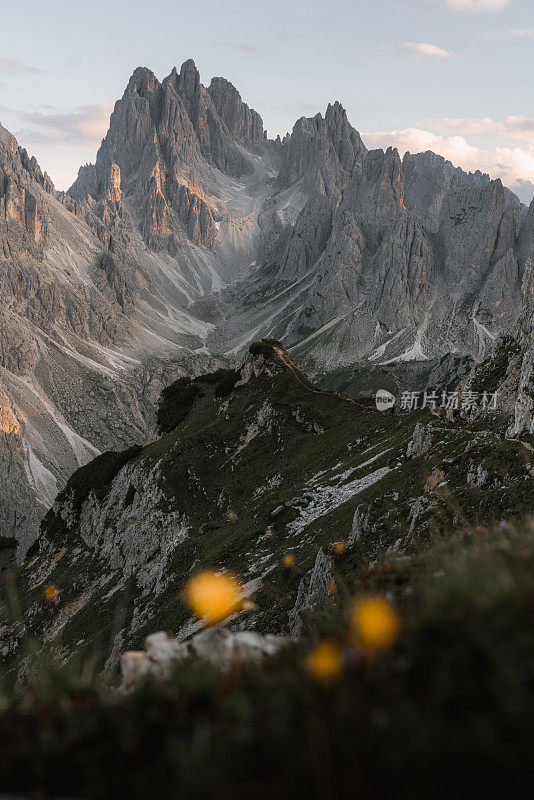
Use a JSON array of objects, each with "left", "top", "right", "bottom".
[
  {"left": 305, "top": 640, "right": 343, "bottom": 685},
  {"left": 185, "top": 571, "right": 242, "bottom": 625},
  {"left": 352, "top": 597, "right": 399, "bottom": 653},
  {"left": 44, "top": 585, "right": 59, "bottom": 602}
]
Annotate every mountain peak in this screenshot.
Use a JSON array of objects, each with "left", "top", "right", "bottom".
[
  {"left": 207, "top": 75, "right": 265, "bottom": 151},
  {"left": 127, "top": 66, "right": 160, "bottom": 93},
  {"left": 325, "top": 100, "right": 347, "bottom": 120},
  {"left": 277, "top": 102, "right": 366, "bottom": 197},
  {"left": 178, "top": 58, "right": 201, "bottom": 95}
]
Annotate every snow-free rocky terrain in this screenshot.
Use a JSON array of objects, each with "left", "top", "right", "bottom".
[
  {"left": 1, "top": 337, "right": 532, "bottom": 679},
  {"left": 1, "top": 57, "right": 534, "bottom": 554}
]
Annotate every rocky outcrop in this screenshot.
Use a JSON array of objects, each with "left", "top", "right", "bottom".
[
  {"left": 406, "top": 423, "right": 433, "bottom": 458},
  {"left": 172, "top": 184, "right": 216, "bottom": 247},
  {"left": 348, "top": 505, "right": 370, "bottom": 546},
  {"left": 0, "top": 124, "right": 48, "bottom": 252},
  {"left": 121, "top": 629, "right": 290, "bottom": 688},
  {"left": 289, "top": 548, "right": 334, "bottom": 636}
]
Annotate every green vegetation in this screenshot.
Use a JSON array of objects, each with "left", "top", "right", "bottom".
[
  {"left": 1, "top": 521, "right": 534, "bottom": 798},
  {"left": 157, "top": 377, "right": 205, "bottom": 434},
  {"left": 192, "top": 366, "right": 240, "bottom": 396},
  {"left": 31, "top": 444, "right": 144, "bottom": 552}
]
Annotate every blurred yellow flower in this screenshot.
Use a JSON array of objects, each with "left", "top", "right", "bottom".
[
  {"left": 333, "top": 541, "right": 346, "bottom": 554},
  {"left": 185, "top": 571, "right": 242, "bottom": 625},
  {"left": 44, "top": 584, "right": 59, "bottom": 602},
  {"left": 326, "top": 579, "right": 336, "bottom": 595},
  {"left": 352, "top": 597, "right": 399, "bottom": 652},
  {"left": 305, "top": 640, "right": 343, "bottom": 685},
  {"left": 283, "top": 553, "right": 295, "bottom": 568}
]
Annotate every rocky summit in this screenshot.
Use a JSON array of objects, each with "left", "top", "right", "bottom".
[{"left": 1, "top": 58, "right": 534, "bottom": 555}]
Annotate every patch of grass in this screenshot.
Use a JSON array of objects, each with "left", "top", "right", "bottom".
[
  {"left": 1, "top": 521, "right": 534, "bottom": 798},
  {"left": 157, "top": 378, "right": 205, "bottom": 434},
  {"left": 192, "top": 366, "right": 240, "bottom": 397}
]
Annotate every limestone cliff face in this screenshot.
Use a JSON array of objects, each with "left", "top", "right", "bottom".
[
  {"left": 402, "top": 150, "right": 523, "bottom": 233},
  {"left": 214, "top": 125, "right": 528, "bottom": 370},
  {"left": 505, "top": 252, "right": 534, "bottom": 437},
  {"left": 69, "top": 64, "right": 217, "bottom": 251},
  {"left": 0, "top": 117, "right": 221, "bottom": 553},
  {"left": 172, "top": 59, "right": 256, "bottom": 179},
  {"left": 69, "top": 60, "right": 269, "bottom": 254},
  {"left": 207, "top": 76, "right": 265, "bottom": 153},
  {"left": 277, "top": 102, "right": 366, "bottom": 199},
  {"left": 0, "top": 124, "right": 49, "bottom": 253}
]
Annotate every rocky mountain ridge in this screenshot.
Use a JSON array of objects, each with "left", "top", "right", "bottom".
[{"left": 1, "top": 57, "right": 534, "bottom": 553}]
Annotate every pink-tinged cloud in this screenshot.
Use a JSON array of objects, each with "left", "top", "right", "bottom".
[
  {"left": 375, "top": 42, "right": 454, "bottom": 58},
  {"left": 482, "top": 28, "right": 534, "bottom": 41},
  {"left": 0, "top": 58, "right": 42, "bottom": 75},
  {"left": 446, "top": 0, "right": 510, "bottom": 9},
  {"left": 403, "top": 42, "right": 453, "bottom": 57},
  {"left": 12, "top": 104, "right": 114, "bottom": 146}
]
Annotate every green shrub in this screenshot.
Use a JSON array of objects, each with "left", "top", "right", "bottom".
[{"left": 157, "top": 378, "right": 204, "bottom": 434}]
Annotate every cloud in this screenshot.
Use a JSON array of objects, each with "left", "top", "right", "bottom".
[
  {"left": 0, "top": 58, "right": 42, "bottom": 75},
  {"left": 405, "top": 0, "right": 510, "bottom": 12},
  {"left": 420, "top": 115, "right": 534, "bottom": 142},
  {"left": 481, "top": 28, "right": 534, "bottom": 40},
  {"left": 362, "top": 126, "right": 534, "bottom": 202},
  {"left": 445, "top": 0, "right": 511, "bottom": 8},
  {"left": 6, "top": 104, "right": 113, "bottom": 146},
  {"left": 404, "top": 42, "right": 453, "bottom": 57},
  {"left": 376, "top": 42, "right": 454, "bottom": 58}
]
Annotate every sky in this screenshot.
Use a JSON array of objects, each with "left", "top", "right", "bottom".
[{"left": 1, "top": 0, "right": 533, "bottom": 201}]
